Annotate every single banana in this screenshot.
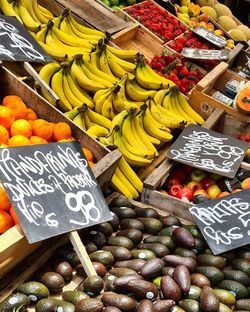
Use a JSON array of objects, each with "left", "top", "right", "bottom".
[
  {"left": 162, "top": 91, "right": 185, "bottom": 121},
  {"left": 21, "top": 0, "right": 40, "bottom": 22},
  {"left": 118, "top": 158, "right": 143, "bottom": 193},
  {"left": 73, "top": 112, "right": 86, "bottom": 130},
  {"left": 106, "top": 50, "right": 136, "bottom": 72},
  {"left": 0, "top": 0, "right": 22, "bottom": 23},
  {"left": 84, "top": 110, "right": 95, "bottom": 129},
  {"left": 36, "top": 25, "right": 47, "bottom": 43},
  {"left": 114, "top": 166, "right": 139, "bottom": 199},
  {"left": 50, "top": 68, "right": 73, "bottom": 112},
  {"left": 38, "top": 41, "right": 68, "bottom": 62},
  {"left": 143, "top": 62, "right": 175, "bottom": 87},
  {"left": 39, "top": 62, "right": 60, "bottom": 104},
  {"left": 71, "top": 58, "right": 105, "bottom": 92},
  {"left": 100, "top": 50, "right": 114, "bottom": 77},
  {"left": 64, "top": 106, "right": 81, "bottom": 120},
  {"left": 94, "top": 88, "right": 114, "bottom": 114},
  {"left": 106, "top": 50, "right": 135, "bottom": 80},
  {"left": 110, "top": 110, "right": 129, "bottom": 133},
  {"left": 17, "top": 1, "right": 41, "bottom": 32},
  {"left": 143, "top": 102, "right": 171, "bottom": 132},
  {"left": 154, "top": 89, "right": 171, "bottom": 106},
  {"left": 62, "top": 68, "right": 84, "bottom": 108},
  {"left": 106, "top": 45, "right": 139, "bottom": 61},
  {"left": 86, "top": 108, "right": 112, "bottom": 130},
  {"left": 32, "top": 0, "right": 51, "bottom": 24},
  {"left": 87, "top": 125, "right": 109, "bottom": 138},
  {"left": 111, "top": 171, "right": 135, "bottom": 199},
  {"left": 126, "top": 79, "right": 156, "bottom": 102},
  {"left": 38, "top": 4, "right": 54, "bottom": 19},
  {"left": 89, "top": 49, "right": 101, "bottom": 68},
  {"left": 134, "top": 112, "right": 160, "bottom": 152},
  {"left": 135, "top": 62, "right": 165, "bottom": 90},
  {"left": 101, "top": 93, "right": 114, "bottom": 119},
  {"left": 176, "top": 91, "right": 204, "bottom": 125},
  {"left": 171, "top": 91, "right": 196, "bottom": 124}
]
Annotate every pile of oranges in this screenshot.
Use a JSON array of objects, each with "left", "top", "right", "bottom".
[{"left": 0, "top": 95, "right": 95, "bottom": 234}]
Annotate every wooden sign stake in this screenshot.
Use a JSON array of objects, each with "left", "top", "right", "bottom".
[
  {"left": 68, "top": 230, "right": 97, "bottom": 276},
  {"left": 23, "top": 62, "right": 59, "bottom": 105}
]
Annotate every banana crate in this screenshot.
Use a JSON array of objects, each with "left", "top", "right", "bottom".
[
  {"left": 141, "top": 105, "right": 250, "bottom": 222},
  {"left": 0, "top": 65, "right": 121, "bottom": 280}
]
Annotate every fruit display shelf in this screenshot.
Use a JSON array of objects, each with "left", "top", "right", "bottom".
[
  {"left": 0, "top": 65, "right": 121, "bottom": 279},
  {"left": 141, "top": 107, "right": 250, "bottom": 221},
  {"left": 191, "top": 61, "right": 250, "bottom": 122}
]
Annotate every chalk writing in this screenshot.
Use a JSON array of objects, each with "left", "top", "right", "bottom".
[
  {"left": 193, "top": 27, "right": 227, "bottom": 48},
  {"left": 181, "top": 48, "right": 229, "bottom": 60}
]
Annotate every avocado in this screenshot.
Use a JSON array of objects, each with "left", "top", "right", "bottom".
[
  {"left": 53, "top": 260, "right": 73, "bottom": 282},
  {"left": 178, "top": 299, "right": 200, "bottom": 312},
  {"left": 131, "top": 249, "right": 156, "bottom": 260},
  {"left": 103, "top": 274, "right": 116, "bottom": 292},
  {"left": 119, "top": 218, "right": 144, "bottom": 232},
  {"left": 101, "top": 291, "right": 136, "bottom": 311},
  {"left": 172, "top": 227, "right": 195, "bottom": 249},
  {"left": 196, "top": 266, "right": 224, "bottom": 285},
  {"left": 153, "top": 299, "right": 175, "bottom": 312},
  {"left": 159, "top": 227, "right": 176, "bottom": 237},
  {"left": 56, "top": 246, "right": 80, "bottom": 267},
  {"left": 92, "top": 262, "right": 108, "bottom": 277},
  {"left": 91, "top": 222, "right": 113, "bottom": 236},
  {"left": 135, "top": 207, "right": 159, "bottom": 218},
  {"left": 237, "top": 249, "right": 250, "bottom": 260},
  {"left": 17, "top": 281, "right": 49, "bottom": 302},
  {"left": 75, "top": 298, "right": 104, "bottom": 312},
  {"left": 114, "top": 274, "right": 143, "bottom": 291},
  {"left": 185, "top": 285, "right": 201, "bottom": 300},
  {"left": 139, "top": 258, "right": 164, "bottom": 280},
  {"left": 213, "top": 288, "right": 236, "bottom": 307},
  {"left": 62, "top": 290, "right": 89, "bottom": 304},
  {"left": 89, "top": 250, "right": 114, "bottom": 268},
  {"left": 200, "top": 286, "right": 219, "bottom": 312},
  {"left": 104, "top": 307, "right": 122, "bottom": 312},
  {"left": 107, "top": 236, "right": 134, "bottom": 250},
  {"left": 232, "top": 259, "right": 250, "bottom": 277},
  {"left": 109, "top": 267, "right": 137, "bottom": 277},
  {"left": 174, "top": 247, "right": 197, "bottom": 259},
  {"left": 173, "top": 265, "right": 191, "bottom": 295},
  {"left": 113, "top": 259, "right": 146, "bottom": 271},
  {"left": 82, "top": 275, "right": 104, "bottom": 295},
  {"left": 197, "top": 254, "right": 226, "bottom": 270},
  {"left": 108, "top": 213, "right": 119, "bottom": 231},
  {"left": 159, "top": 215, "right": 181, "bottom": 226},
  {"left": 163, "top": 255, "right": 197, "bottom": 272},
  {"left": 235, "top": 299, "right": 250, "bottom": 310},
  {"left": 223, "top": 269, "right": 250, "bottom": 286},
  {"left": 194, "top": 238, "right": 207, "bottom": 253},
  {"left": 85, "top": 241, "right": 98, "bottom": 254},
  {"left": 137, "top": 218, "right": 163, "bottom": 234},
  {"left": 0, "top": 293, "right": 30, "bottom": 312},
  {"left": 110, "top": 207, "right": 136, "bottom": 219},
  {"left": 102, "top": 246, "right": 131, "bottom": 261},
  {"left": 137, "top": 243, "right": 169, "bottom": 258},
  {"left": 35, "top": 298, "right": 75, "bottom": 312},
  {"left": 220, "top": 250, "right": 236, "bottom": 262},
  {"left": 183, "top": 225, "right": 203, "bottom": 239},
  {"left": 116, "top": 229, "right": 143, "bottom": 246},
  {"left": 40, "top": 272, "right": 65, "bottom": 293},
  {"left": 160, "top": 275, "right": 181, "bottom": 302},
  {"left": 162, "top": 267, "right": 175, "bottom": 278},
  {"left": 127, "top": 279, "right": 158, "bottom": 300},
  {"left": 190, "top": 273, "right": 211, "bottom": 288},
  {"left": 110, "top": 196, "right": 132, "bottom": 208},
  {"left": 86, "top": 231, "right": 106, "bottom": 248},
  {"left": 218, "top": 280, "right": 249, "bottom": 299},
  {"left": 144, "top": 236, "right": 175, "bottom": 250},
  {"left": 136, "top": 299, "right": 154, "bottom": 312}
]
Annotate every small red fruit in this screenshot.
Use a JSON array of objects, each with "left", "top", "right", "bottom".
[
  {"left": 169, "top": 185, "right": 183, "bottom": 197},
  {"left": 200, "top": 177, "right": 216, "bottom": 190},
  {"left": 186, "top": 181, "right": 203, "bottom": 193},
  {"left": 176, "top": 187, "right": 193, "bottom": 201}
]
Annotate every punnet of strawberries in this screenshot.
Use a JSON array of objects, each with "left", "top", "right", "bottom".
[
  {"left": 124, "top": 1, "right": 187, "bottom": 42},
  {"left": 149, "top": 52, "right": 205, "bottom": 94}
]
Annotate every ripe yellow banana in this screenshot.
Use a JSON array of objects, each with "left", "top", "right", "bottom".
[
  {"left": 126, "top": 79, "right": 156, "bottom": 102},
  {"left": 32, "top": 0, "right": 51, "bottom": 24},
  {"left": 94, "top": 88, "right": 114, "bottom": 114},
  {"left": 73, "top": 112, "right": 86, "bottom": 131},
  {"left": 86, "top": 108, "right": 112, "bottom": 130},
  {"left": 118, "top": 158, "right": 143, "bottom": 193},
  {"left": 89, "top": 49, "right": 101, "bottom": 68},
  {"left": 21, "top": 0, "right": 40, "bottom": 23},
  {"left": 64, "top": 106, "right": 81, "bottom": 120},
  {"left": 111, "top": 171, "right": 135, "bottom": 199},
  {"left": 50, "top": 68, "right": 73, "bottom": 112},
  {"left": 17, "top": 1, "right": 41, "bottom": 32},
  {"left": 110, "top": 110, "right": 129, "bottom": 133},
  {"left": 106, "top": 50, "right": 135, "bottom": 80},
  {"left": 38, "top": 4, "right": 54, "bottom": 19},
  {"left": 143, "top": 62, "right": 175, "bottom": 87},
  {"left": 143, "top": 102, "right": 171, "bottom": 132},
  {"left": 87, "top": 125, "right": 109, "bottom": 138},
  {"left": 171, "top": 91, "right": 196, "bottom": 124},
  {"left": 83, "top": 110, "right": 95, "bottom": 129},
  {"left": 114, "top": 166, "right": 139, "bottom": 199},
  {"left": 0, "top": 0, "right": 22, "bottom": 23},
  {"left": 36, "top": 25, "right": 47, "bottom": 43},
  {"left": 38, "top": 41, "right": 67, "bottom": 61},
  {"left": 154, "top": 89, "right": 170, "bottom": 106},
  {"left": 135, "top": 62, "right": 165, "bottom": 90},
  {"left": 100, "top": 50, "right": 115, "bottom": 77},
  {"left": 39, "top": 62, "right": 60, "bottom": 104},
  {"left": 106, "top": 45, "right": 139, "bottom": 61},
  {"left": 106, "top": 50, "right": 136, "bottom": 72},
  {"left": 162, "top": 91, "right": 187, "bottom": 123}
]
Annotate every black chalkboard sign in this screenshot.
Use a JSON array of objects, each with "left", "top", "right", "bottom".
[
  {"left": 0, "top": 142, "right": 112, "bottom": 243},
  {"left": 167, "top": 125, "right": 248, "bottom": 178},
  {"left": 190, "top": 190, "right": 250, "bottom": 255},
  {"left": 0, "top": 15, "right": 52, "bottom": 62},
  {"left": 181, "top": 48, "right": 229, "bottom": 60},
  {"left": 192, "top": 27, "right": 227, "bottom": 48}
]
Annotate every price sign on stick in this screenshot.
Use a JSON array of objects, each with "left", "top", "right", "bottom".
[
  {"left": 181, "top": 48, "right": 229, "bottom": 60},
  {"left": 190, "top": 190, "right": 250, "bottom": 255},
  {"left": 193, "top": 27, "right": 227, "bottom": 48},
  {"left": 0, "top": 15, "right": 52, "bottom": 62},
  {"left": 167, "top": 125, "right": 248, "bottom": 178},
  {"left": 0, "top": 141, "right": 112, "bottom": 243}
]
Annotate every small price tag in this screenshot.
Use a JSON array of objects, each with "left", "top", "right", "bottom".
[
  {"left": 193, "top": 27, "right": 227, "bottom": 48},
  {"left": 181, "top": 48, "right": 229, "bottom": 60}
]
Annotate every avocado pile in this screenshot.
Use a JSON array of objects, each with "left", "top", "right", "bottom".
[{"left": 1, "top": 196, "right": 250, "bottom": 312}]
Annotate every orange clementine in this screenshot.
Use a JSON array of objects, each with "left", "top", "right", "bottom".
[
  {"left": 53, "top": 122, "right": 72, "bottom": 141},
  {"left": 27, "top": 108, "right": 38, "bottom": 120},
  {"left": 2, "top": 95, "right": 22, "bottom": 106},
  {"left": 82, "top": 147, "right": 94, "bottom": 162},
  {"left": 3, "top": 97, "right": 28, "bottom": 120},
  {"left": 0, "top": 210, "right": 14, "bottom": 233},
  {"left": 10, "top": 206, "right": 19, "bottom": 225},
  {"left": 10, "top": 119, "right": 32, "bottom": 138},
  {"left": 30, "top": 136, "right": 48, "bottom": 145},
  {"left": 32, "top": 119, "right": 54, "bottom": 141},
  {"left": 0, "top": 187, "right": 11, "bottom": 212},
  {"left": 88, "top": 161, "right": 95, "bottom": 168},
  {"left": 8, "top": 135, "right": 30, "bottom": 147},
  {"left": 0, "top": 106, "right": 15, "bottom": 129},
  {"left": 0, "top": 125, "right": 9, "bottom": 144}
]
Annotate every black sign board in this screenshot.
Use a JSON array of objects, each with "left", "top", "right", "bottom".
[
  {"left": 181, "top": 47, "right": 229, "bottom": 60},
  {"left": 0, "top": 15, "right": 52, "bottom": 62},
  {"left": 0, "top": 142, "right": 112, "bottom": 243},
  {"left": 167, "top": 125, "right": 248, "bottom": 178},
  {"left": 190, "top": 190, "right": 250, "bottom": 255},
  {"left": 193, "top": 27, "right": 227, "bottom": 48}
]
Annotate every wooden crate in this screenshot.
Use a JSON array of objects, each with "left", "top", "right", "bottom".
[
  {"left": 0, "top": 192, "right": 192, "bottom": 303},
  {"left": 191, "top": 61, "right": 250, "bottom": 122},
  {"left": 0, "top": 66, "right": 121, "bottom": 278},
  {"left": 228, "top": 47, "right": 250, "bottom": 78},
  {"left": 141, "top": 108, "right": 250, "bottom": 221}
]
